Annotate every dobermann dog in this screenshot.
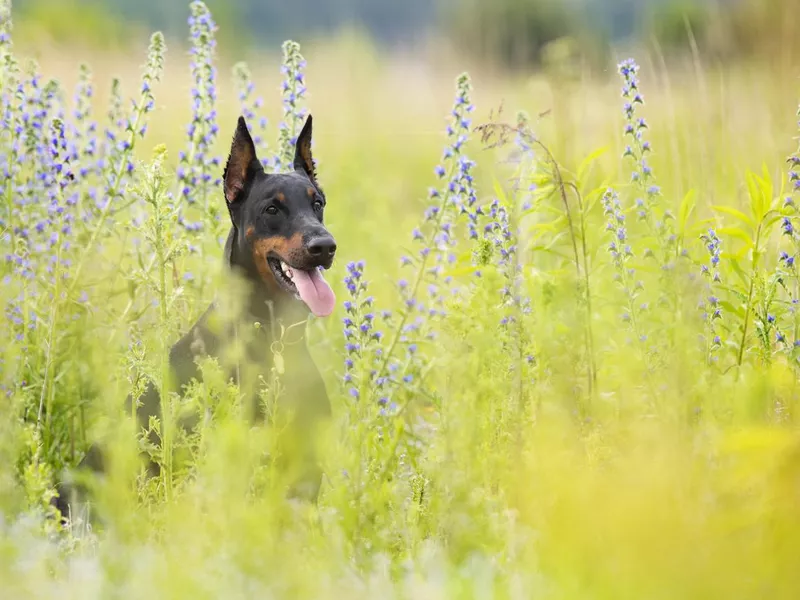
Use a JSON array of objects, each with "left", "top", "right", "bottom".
[{"left": 54, "top": 114, "right": 337, "bottom": 521}]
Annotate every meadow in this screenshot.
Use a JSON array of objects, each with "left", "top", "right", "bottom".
[{"left": 2, "top": 0, "right": 800, "bottom": 598}]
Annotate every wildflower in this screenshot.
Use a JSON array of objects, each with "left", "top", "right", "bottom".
[
  {"left": 618, "top": 58, "right": 675, "bottom": 267},
  {"left": 275, "top": 41, "right": 307, "bottom": 170},
  {"left": 177, "top": 3, "right": 219, "bottom": 215},
  {"left": 233, "top": 61, "right": 269, "bottom": 167},
  {"left": 603, "top": 188, "right": 649, "bottom": 343},
  {"left": 789, "top": 102, "right": 800, "bottom": 194},
  {"left": 697, "top": 228, "right": 724, "bottom": 357},
  {"left": 340, "top": 260, "right": 392, "bottom": 405}
]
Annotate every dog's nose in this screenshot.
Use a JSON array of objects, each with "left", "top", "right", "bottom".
[{"left": 307, "top": 235, "right": 337, "bottom": 260}]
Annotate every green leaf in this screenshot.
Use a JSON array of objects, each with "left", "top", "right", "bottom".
[
  {"left": 763, "top": 213, "right": 784, "bottom": 230},
  {"left": 728, "top": 257, "right": 750, "bottom": 287},
  {"left": 712, "top": 205, "right": 755, "bottom": 229},
  {"left": 745, "top": 167, "right": 774, "bottom": 223},
  {"left": 718, "top": 226, "right": 754, "bottom": 248},
  {"left": 529, "top": 220, "right": 563, "bottom": 234},
  {"left": 678, "top": 189, "right": 696, "bottom": 234},
  {"left": 444, "top": 264, "right": 480, "bottom": 278},
  {"left": 719, "top": 300, "right": 745, "bottom": 318},
  {"left": 492, "top": 178, "right": 508, "bottom": 205},
  {"left": 576, "top": 147, "right": 608, "bottom": 183}
]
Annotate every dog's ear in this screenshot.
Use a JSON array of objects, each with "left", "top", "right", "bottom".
[
  {"left": 223, "top": 116, "right": 262, "bottom": 209},
  {"left": 293, "top": 114, "right": 317, "bottom": 186}
]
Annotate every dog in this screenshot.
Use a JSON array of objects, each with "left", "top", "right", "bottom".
[{"left": 54, "top": 114, "right": 337, "bottom": 522}]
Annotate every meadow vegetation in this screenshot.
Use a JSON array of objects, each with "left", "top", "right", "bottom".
[{"left": 2, "top": 0, "right": 800, "bottom": 597}]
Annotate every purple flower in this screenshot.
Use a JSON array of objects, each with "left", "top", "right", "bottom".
[{"left": 275, "top": 41, "right": 308, "bottom": 170}]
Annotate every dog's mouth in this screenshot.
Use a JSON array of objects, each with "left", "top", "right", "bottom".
[{"left": 267, "top": 255, "right": 336, "bottom": 318}]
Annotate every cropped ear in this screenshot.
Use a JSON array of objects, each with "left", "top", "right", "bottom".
[
  {"left": 223, "top": 116, "right": 262, "bottom": 208},
  {"left": 293, "top": 114, "right": 317, "bottom": 186}
]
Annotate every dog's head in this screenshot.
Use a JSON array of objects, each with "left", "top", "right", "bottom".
[{"left": 223, "top": 115, "right": 336, "bottom": 318}]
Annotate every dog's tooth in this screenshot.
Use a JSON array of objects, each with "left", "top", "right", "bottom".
[{"left": 277, "top": 260, "right": 293, "bottom": 280}]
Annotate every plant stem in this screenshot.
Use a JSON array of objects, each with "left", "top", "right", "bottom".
[
  {"left": 67, "top": 92, "right": 149, "bottom": 298},
  {"left": 737, "top": 220, "right": 764, "bottom": 367},
  {"left": 151, "top": 170, "right": 173, "bottom": 501},
  {"left": 378, "top": 165, "right": 456, "bottom": 377}
]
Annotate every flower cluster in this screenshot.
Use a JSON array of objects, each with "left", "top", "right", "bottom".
[
  {"left": 97, "top": 33, "right": 163, "bottom": 219},
  {"left": 233, "top": 62, "right": 269, "bottom": 167},
  {"left": 442, "top": 73, "right": 478, "bottom": 235},
  {"left": 176, "top": 2, "right": 220, "bottom": 213},
  {"left": 482, "top": 198, "right": 531, "bottom": 328},
  {"left": 341, "top": 261, "right": 394, "bottom": 409},
  {"left": 618, "top": 58, "right": 674, "bottom": 267},
  {"left": 67, "top": 65, "right": 94, "bottom": 175},
  {"left": 342, "top": 73, "right": 479, "bottom": 421},
  {"left": 399, "top": 73, "right": 476, "bottom": 315},
  {"left": 699, "top": 229, "right": 723, "bottom": 356},
  {"left": 603, "top": 188, "right": 646, "bottom": 340},
  {"left": 700, "top": 229, "right": 722, "bottom": 283},
  {"left": 619, "top": 60, "right": 656, "bottom": 192},
  {"left": 789, "top": 102, "right": 800, "bottom": 195},
  {"left": 68, "top": 32, "right": 166, "bottom": 295},
  {"left": 276, "top": 41, "right": 308, "bottom": 171},
  {"left": 781, "top": 103, "right": 800, "bottom": 270}
]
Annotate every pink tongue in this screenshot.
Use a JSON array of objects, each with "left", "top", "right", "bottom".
[{"left": 292, "top": 268, "right": 336, "bottom": 317}]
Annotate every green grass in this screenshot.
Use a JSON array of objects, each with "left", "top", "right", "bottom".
[{"left": 3, "top": 5, "right": 800, "bottom": 597}]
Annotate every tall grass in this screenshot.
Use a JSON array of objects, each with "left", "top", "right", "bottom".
[{"left": 2, "top": 0, "right": 800, "bottom": 597}]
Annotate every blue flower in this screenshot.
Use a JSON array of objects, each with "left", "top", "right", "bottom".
[{"left": 274, "top": 41, "right": 308, "bottom": 170}]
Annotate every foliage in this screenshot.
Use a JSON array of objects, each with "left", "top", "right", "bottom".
[
  {"left": 644, "top": 0, "right": 800, "bottom": 62},
  {"left": 645, "top": 0, "right": 714, "bottom": 52},
  {"left": 13, "top": 0, "right": 140, "bottom": 50},
  {"left": 444, "top": 0, "right": 579, "bottom": 67},
  {"left": 2, "top": 0, "right": 800, "bottom": 597}
]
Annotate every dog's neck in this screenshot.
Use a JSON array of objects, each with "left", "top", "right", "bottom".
[{"left": 245, "top": 287, "right": 308, "bottom": 330}]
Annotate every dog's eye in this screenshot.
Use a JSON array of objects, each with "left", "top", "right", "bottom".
[
  {"left": 264, "top": 205, "right": 278, "bottom": 216},
  {"left": 313, "top": 200, "right": 324, "bottom": 212}
]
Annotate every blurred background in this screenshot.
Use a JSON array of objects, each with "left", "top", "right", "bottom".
[{"left": 12, "top": 0, "right": 800, "bottom": 69}]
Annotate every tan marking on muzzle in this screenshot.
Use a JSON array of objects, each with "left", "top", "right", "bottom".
[{"left": 251, "top": 232, "right": 305, "bottom": 289}]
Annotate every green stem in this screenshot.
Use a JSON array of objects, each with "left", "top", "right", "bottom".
[
  {"left": 377, "top": 165, "right": 456, "bottom": 377},
  {"left": 567, "top": 181, "right": 597, "bottom": 395},
  {"left": 152, "top": 179, "right": 173, "bottom": 501},
  {"left": 37, "top": 226, "right": 63, "bottom": 445},
  {"left": 737, "top": 221, "right": 764, "bottom": 367},
  {"left": 68, "top": 93, "right": 149, "bottom": 297}
]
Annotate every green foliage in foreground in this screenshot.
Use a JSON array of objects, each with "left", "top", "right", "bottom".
[{"left": 2, "top": 1, "right": 800, "bottom": 598}]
